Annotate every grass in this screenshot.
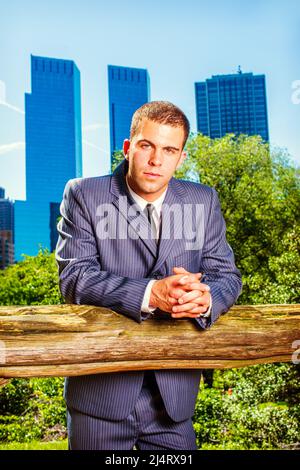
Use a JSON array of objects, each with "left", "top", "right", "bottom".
[{"left": 0, "top": 440, "right": 68, "bottom": 450}]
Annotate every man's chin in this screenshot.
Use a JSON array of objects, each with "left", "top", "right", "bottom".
[{"left": 141, "top": 183, "right": 163, "bottom": 194}]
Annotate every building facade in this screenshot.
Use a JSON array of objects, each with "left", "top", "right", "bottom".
[
  {"left": 15, "top": 55, "right": 82, "bottom": 261},
  {"left": 0, "top": 188, "right": 14, "bottom": 269},
  {"left": 108, "top": 65, "right": 150, "bottom": 168},
  {"left": 195, "top": 71, "right": 269, "bottom": 141},
  {"left": 0, "top": 231, "right": 14, "bottom": 269}
]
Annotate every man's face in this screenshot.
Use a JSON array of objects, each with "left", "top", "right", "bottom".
[{"left": 123, "top": 119, "right": 187, "bottom": 201}]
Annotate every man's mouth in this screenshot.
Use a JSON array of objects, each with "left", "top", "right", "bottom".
[{"left": 144, "top": 172, "right": 161, "bottom": 177}]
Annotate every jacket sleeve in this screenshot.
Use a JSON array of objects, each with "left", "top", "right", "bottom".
[
  {"left": 194, "top": 187, "right": 242, "bottom": 330},
  {"left": 55, "top": 179, "right": 152, "bottom": 323}
]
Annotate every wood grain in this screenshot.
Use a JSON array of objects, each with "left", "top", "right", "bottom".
[{"left": 0, "top": 304, "right": 299, "bottom": 377}]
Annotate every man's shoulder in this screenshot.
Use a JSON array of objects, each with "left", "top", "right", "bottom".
[
  {"left": 64, "top": 174, "right": 112, "bottom": 193},
  {"left": 172, "top": 177, "right": 215, "bottom": 200}
]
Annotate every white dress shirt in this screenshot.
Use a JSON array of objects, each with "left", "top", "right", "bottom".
[{"left": 125, "top": 176, "right": 211, "bottom": 318}]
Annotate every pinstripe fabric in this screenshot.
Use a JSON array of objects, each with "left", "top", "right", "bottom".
[
  {"left": 56, "top": 158, "right": 242, "bottom": 423},
  {"left": 67, "top": 372, "right": 197, "bottom": 450}
]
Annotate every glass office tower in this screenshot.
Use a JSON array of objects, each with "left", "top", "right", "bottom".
[
  {"left": 0, "top": 188, "right": 14, "bottom": 268},
  {"left": 108, "top": 65, "right": 150, "bottom": 168},
  {"left": 0, "top": 188, "right": 14, "bottom": 234},
  {"left": 14, "top": 55, "right": 82, "bottom": 261},
  {"left": 195, "top": 71, "right": 269, "bottom": 141}
]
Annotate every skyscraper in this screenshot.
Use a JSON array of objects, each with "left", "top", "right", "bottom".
[
  {"left": 108, "top": 65, "right": 150, "bottom": 167},
  {"left": 195, "top": 70, "right": 269, "bottom": 141},
  {"left": 0, "top": 187, "right": 14, "bottom": 269},
  {"left": 14, "top": 55, "right": 82, "bottom": 261},
  {"left": 0, "top": 188, "right": 14, "bottom": 234}
]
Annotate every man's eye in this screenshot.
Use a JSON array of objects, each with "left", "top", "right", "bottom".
[
  {"left": 165, "top": 148, "right": 175, "bottom": 154},
  {"left": 141, "top": 144, "right": 150, "bottom": 149}
]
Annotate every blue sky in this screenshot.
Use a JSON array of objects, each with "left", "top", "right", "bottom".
[{"left": 0, "top": 0, "right": 299, "bottom": 200}]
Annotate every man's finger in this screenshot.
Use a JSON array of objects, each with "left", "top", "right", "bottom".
[
  {"left": 167, "top": 296, "right": 178, "bottom": 305},
  {"left": 177, "top": 290, "right": 203, "bottom": 304},
  {"left": 177, "top": 274, "right": 202, "bottom": 285},
  {"left": 181, "top": 282, "right": 205, "bottom": 290},
  {"left": 169, "top": 287, "right": 186, "bottom": 299},
  {"left": 177, "top": 281, "right": 210, "bottom": 294},
  {"left": 187, "top": 305, "right": 209, "bottom": 314},
  {"left": 171, "top": 307, "right": 208, "bottom": 318},
  {"left": 170, "top": 274, "right": 196, "bottom": 286},
  {"left": 173, "top": 267, "right": 192, "bottom": 274},
  {"left": 172, "top": 302, "right": 209, "bottom": 313},
  {"left": 171, "top": 311, "right": 202, "bottom": 318},
  {"left": 178, "top": 281, "right": 210, "bottom": 292},
  {"left": 178, "top": 290, "right": 211, "bottom": 305},
  {"left": 173, "top": 267, "right": 202, "bottom": 280}
]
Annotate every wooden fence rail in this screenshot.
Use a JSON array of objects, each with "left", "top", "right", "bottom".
[{"left": 0, "top": 304, "right": 299, "bottom": 378}]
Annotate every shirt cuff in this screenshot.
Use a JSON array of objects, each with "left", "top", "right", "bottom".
[
  {"left": 200, "top": 295, "right": 212, "bottom": 318},
  {"left": 141, "top": 280, "right": 157, "bottom": 314}
]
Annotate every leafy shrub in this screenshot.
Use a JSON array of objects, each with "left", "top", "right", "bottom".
[
  {"left": 0, "top": 251, "right": 66, "bottom": 442},
  {"left": 214, "top": 363, "right": 300, "bottom": 405},
  {"left": 0, "top": 378, "right": 66, "bottom": 443},
  {"left": 194, "top": 365, "right": 300, "bottom": 449},
  {"left": 0, "top": 249, "right": 63, "bottom": 306},
  {"left": 0, "top": 379, "right": 33, "bottom": 415},
  {"left": 193, "top": 388, "right": 231, "bottom": 447}
]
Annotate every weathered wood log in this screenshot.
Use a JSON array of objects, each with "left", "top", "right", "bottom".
[{"left": 0, "top": 304, "right": 299, "bottom": 378}]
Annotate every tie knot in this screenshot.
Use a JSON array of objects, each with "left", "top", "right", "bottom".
[
  {"left": 144, "top": 204, "right": 158, "bottom": 245},
  {"left": 146, "top": 203, "right": 155, "bottom": 215},
  {"left": 144, "top": 204, "right": 155, "bottom": 223}
]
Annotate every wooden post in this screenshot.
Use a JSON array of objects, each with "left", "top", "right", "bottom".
[{"left": 0, "top": 304, "right": 299, "bottom": 378}]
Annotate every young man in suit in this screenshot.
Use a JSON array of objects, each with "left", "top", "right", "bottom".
[{"left": 56, "top": 101, "right": 242, "bottom": 450}]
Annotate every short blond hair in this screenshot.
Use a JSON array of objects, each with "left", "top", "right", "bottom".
[{"left": 130, "top": 101, "right": 190, "bottom": 148}]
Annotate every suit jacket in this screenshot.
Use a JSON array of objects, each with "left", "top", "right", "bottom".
[{"left": 55, "top": 159, "right": 242, "bottom": 422}]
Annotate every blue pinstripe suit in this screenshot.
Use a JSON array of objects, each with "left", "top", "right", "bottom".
[{"left": 56, "top": 159, "right": 242, "bottom": 427}]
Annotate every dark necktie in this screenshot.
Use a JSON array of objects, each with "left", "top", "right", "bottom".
[{"left": 144, "top": 203, "right": 158, "bottom": 245}]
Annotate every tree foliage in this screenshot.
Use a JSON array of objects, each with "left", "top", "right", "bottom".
[
  {"left": 176, "top": 133, "right": 300, "bottom": 304},
  {"left": 0, "top": 249, "right": 63, "bottom": 306},
  {"left": 0, "top": 250, "right": 65, "bottom": 442}
]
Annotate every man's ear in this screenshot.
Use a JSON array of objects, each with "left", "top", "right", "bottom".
[
  {"left": 123, "top": 139, "right": 130, "bottom": 159},
  {"left": 176, "top": 150, "right": 187, "bottom": 170}
]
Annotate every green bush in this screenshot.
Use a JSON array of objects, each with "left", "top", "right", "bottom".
[
  {"left": 193, "top": 365, "right": 300, "bottom": 449},
  {"left": 0, "top": 414, "right": 42, "bottom": 442},
  {"left": 0, "top": 379, "right": 33, "bottom": 415},
  {"left": 0, "top": 377, "right": 66, "bottom": 443},
  {"left": 0, "top": 249, "right": 63, "bottom": 306},
  {"left": 227, "top": 401, "right": 299, "bottom": 449},
  {"left": 0, "top": 250, "right": 66, "bottom": 443},
  {"left": 193, "top": 388, "right": 231, "bottom": 447},
  {"left": 214, "top": 363, "right": 300, "bottom": 405}
]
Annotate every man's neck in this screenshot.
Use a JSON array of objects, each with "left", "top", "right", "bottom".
[{"left": 125, "top": 174, "right": 167, "bottom": 203}]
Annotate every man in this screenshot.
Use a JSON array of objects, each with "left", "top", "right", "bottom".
[{"left": 56, "top": 101, "right": 242, "bottom": 450}]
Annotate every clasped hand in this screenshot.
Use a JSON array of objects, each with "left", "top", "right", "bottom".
[{"left": 150, "top": 266, "right": 211, "bottom": 319}]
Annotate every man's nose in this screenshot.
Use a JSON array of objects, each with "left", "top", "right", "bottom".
[{"left": 149, "top": 149, "right": 163, "bottom": 165}]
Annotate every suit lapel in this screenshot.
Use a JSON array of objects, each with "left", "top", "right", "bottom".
[
  {"left": 110, "top": 160, "right": 188, "bottom": 266},
  {"left": 152, "top": 179, "right": 187, "bottom": 272},
  {"left": 110, "top": 160, "right": 158, "bottom": 258}
]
